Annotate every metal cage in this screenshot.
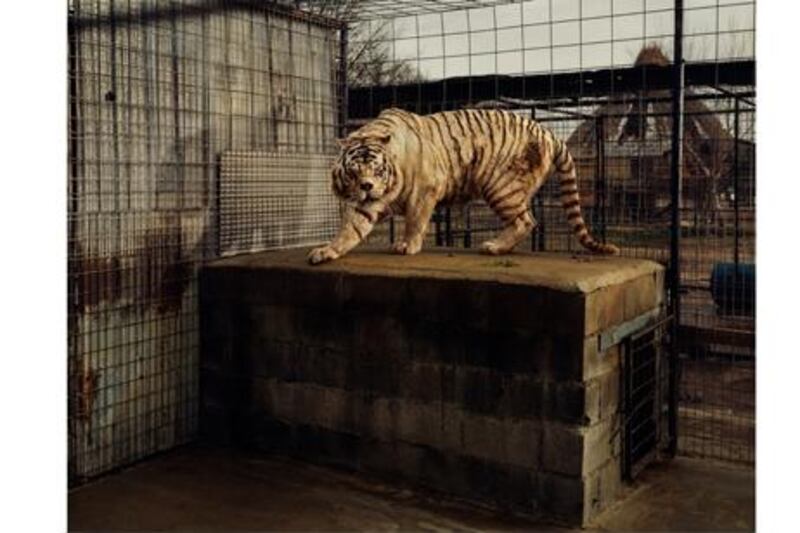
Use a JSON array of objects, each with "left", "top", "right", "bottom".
[{"left": 68, "top": 0, "right": 756, "bottom": 483}]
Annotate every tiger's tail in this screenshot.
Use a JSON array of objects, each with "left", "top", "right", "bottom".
[{"left": 551, "top": 134, "right": 620, "bottom": 255}]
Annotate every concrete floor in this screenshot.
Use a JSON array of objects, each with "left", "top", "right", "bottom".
[
  {"left": 586, "top": 458, "right": 754, "bottom": 531},
  {"left": 69, "top": 446, "right": 754, "bottom": 531}
]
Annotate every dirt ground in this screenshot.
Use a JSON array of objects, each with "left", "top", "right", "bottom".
[{"left": 679, "top": 359, "right": 755, "bottom": 464}]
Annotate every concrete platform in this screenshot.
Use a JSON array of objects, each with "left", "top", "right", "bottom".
[
  {"left": 68, "top": 446, "right": 755, "bottom": 531},
  {"left": 200, "top": 247, "right": 665, "bottom": 526},
  {"left": 205, "top": 246, "right": 662, "bottom": 296}
]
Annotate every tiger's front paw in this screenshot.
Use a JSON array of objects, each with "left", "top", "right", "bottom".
[
  {"left": 308, "top": 245, "right": 340, "bottom": 265},
  {"left": 391, "top": 240, "right": 409, "bottom": 255},
  {"left": 480, "top": 240, "right": 508, "bottom": 256},
  {"left": 392, "top": 240, "right": 422, "bottom": 255}
]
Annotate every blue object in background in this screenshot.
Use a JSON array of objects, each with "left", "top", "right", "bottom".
[{"left": 710, "top": 262, "right": 755, "bottom": 314}]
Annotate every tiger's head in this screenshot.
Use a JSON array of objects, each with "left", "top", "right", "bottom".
[{"left": 331, "top": 133, "right": 394, "bottom": 204}]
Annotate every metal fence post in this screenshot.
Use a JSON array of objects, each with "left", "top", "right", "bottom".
[
  {"left": 734, "top": 98, "right": 741, "bottom": 285},
  {"left": 435, "top": 207, "right": 443, "bottom": 246},
  {"left": 464, "top": 204, "right": 472, "bottom": 248},
  {"left": 445, "top": 207, "right": 453, "bottom": 247},
  {"left": 595, "top": 115, "right": 607, "bottom": 242},
  {"left": 668, "top": 0, "right": 685, "bottom": 457},
  {"left": 339, "top": 26, "right": 349, "bottom": 139}
]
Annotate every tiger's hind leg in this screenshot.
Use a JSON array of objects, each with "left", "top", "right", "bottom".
[
  {"left": 480, "top": 182, "right": 537, "bottom": 255},
  {"left": 480, "top": 210, "right": 536, "bottom": 255}
]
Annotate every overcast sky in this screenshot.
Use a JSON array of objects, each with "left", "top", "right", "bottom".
[{"left": 356, "top": 0, "right": 755, "bottom": 80}]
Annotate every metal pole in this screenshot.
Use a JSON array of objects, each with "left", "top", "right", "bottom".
[
  {"left": 623, "top": 339, "right": 633, "bottom": 480},
  {"left": 668, "top": 0, "right": 685, "bottom": 458},
  {"left": 598, "top": 116, "right": 607, "bottom": 243},
  {"left": 445, "top": 207, "right": 453, "bottom": 247},
  {"left": 531, "top": 107, "right": 538, "bottom": 252},
  {"left": 537, "top": 195, "right": 545, "bottom": 251},
  {"left": 733, "top": 98, "right": 741, "bottom": 277},
  {"left": 338, "top": 26, "right": 348, "bottom": 139},
  {"left": 435, "top": 207, "right": 443, "bottom": 247},
  {"left": 594, "top": 116, "right": 601, "bottom": 233},
  {"left": 464, "top": 205, "right": 471, "bottom": 248},
  {"left": 531, "top": 106, "right": 545, "bottom": 252},
  {"left": 67, "top": 8, "right": 81, "bottom": 483}
]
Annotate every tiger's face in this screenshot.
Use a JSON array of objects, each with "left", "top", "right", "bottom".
[{"left": 332, "top": 134, "right": 393, "bottom": 204}]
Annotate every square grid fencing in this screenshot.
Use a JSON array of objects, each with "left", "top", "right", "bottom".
[
  {"left": 339, "top": 0, "right": 755, "bottom": 468},
  {"left": 68, "top": 0, "right": 755, "bottom": 485},
  {"left": 68, "top": 0, "right": 345, "bottom": 483}
]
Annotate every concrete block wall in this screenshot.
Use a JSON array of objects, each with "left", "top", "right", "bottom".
[{"left": 200, "top": 248, "right": 664, "bottom": 526}]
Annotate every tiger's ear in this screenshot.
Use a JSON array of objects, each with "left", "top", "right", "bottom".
[{"left": 376, "top": 133, "right": 391, "bottom": 144}]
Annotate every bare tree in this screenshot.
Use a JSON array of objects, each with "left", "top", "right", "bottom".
[{"left": 297, "top": 0, "right": 423, "bottom": 86}]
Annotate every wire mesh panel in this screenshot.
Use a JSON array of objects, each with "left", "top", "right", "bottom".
[
  {"left": 219, "top": 151, "right": 339, "bottom": 255},
  {"left": 68, "top": 0, "right": 343, "bottom": 483},
  {"left": 677, "top": 97, "right": 755, "bottom": 464}
]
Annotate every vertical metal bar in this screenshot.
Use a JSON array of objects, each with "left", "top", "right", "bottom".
[
  {"left": 531, "top": 106, "right": 545, "bottom": 252},
  {"left": 537, "top": 194, "right": 545, "bottom": 251},
  {"left": 440, "top": 12, "right": 447, "bottom": 111},
  {"left": 733, "top": 98, "right": 741, "bottom": 276},
  {"left": 338, "top": 26, "right": 349, "bottom": 139},
  {"left": 445, "top": 207, "right": 452, "bottom": 247},
  {"left": 464, "top": 204, "right": 471, "bottom": 248},
  {"left": 531, "top": 107, "right": 538, "bottom": 252},
  {"left": 415, "top": 15, "right": 422, "bottom": 114},
  {"left": 594, "top": 116, "right": 601, "bottom": 232},
  {"left": 67, "top": 4, "right": 81, "bottom": 484},
  {"left": 110, "top": 0, "right": 121, "bottom": 259},
  {"left": 655, "top": 323, "right": 662, "bottom": 452},
  {"left": 597, "top": 115, "right": 607, "bottom": 242},
  {"left": 601, "top": 118, "right": 607, "bottom": 242},
  {"left": 109, "top": 6, "right": 123, "bottom": 460},
  {"left": 201, "top": 7, "right": 215, "bottom": 258},
  {"left": 668, "top": 0, "right": 685, "bottom": 458},
  {"left": 623, "top": 338, "right": 633, "bottom": 480},
  {"left": 142, "top": 0, "right": 154, "bottom": 213},
  {"left": 530, "top": 198, "right": 537, "bottom": 252},
  {"left": 435, "top": 207, "right": 443, "bottom": 247},
  {"left": 170, "top": 2, "right": 184, "bottom": 209}
]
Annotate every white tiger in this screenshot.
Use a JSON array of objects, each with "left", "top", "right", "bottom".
[{"left": 308, "top": 108, "right": 619, "bottom": 265}]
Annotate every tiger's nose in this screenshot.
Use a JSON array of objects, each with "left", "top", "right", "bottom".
[{"left": 360, "top": 182, "right": 373, "bottom": 192}]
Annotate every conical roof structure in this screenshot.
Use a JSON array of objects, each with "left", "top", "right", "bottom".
[{"left": 566, "top": 45, "right": 750, "bottom": 221}]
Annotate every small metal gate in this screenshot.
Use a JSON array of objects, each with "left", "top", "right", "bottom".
[{"left": 622, "top": 316, "right": 673, "bottom": 480}]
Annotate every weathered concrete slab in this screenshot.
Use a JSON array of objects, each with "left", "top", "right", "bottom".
[
  {"left": 68, "top": 447, "right": 755, "bottom": 532},
  {"left": 200, "top": 246, "right": 665, "bottom": 526},
  {"left": 203, "top": 247, "right": 663, "bottom": 336},
  {"left": 206, "top": 246, "right": 660, "bottom": 294}
]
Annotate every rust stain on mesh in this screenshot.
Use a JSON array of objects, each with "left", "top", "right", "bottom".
[
  {"left": 72, "top": 217, "right": 191, "bottom": 315},
  {"left": 137, "top": 224, "right": 191, "bottom": 314},
  {"left": 74, "top": 248, "right": 123, "bottom": 312}
]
